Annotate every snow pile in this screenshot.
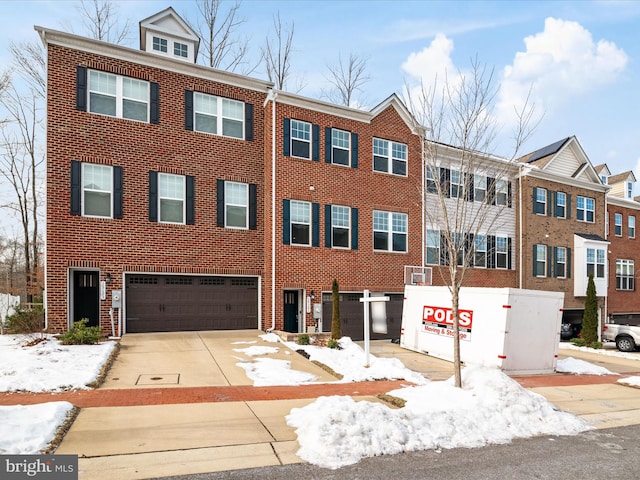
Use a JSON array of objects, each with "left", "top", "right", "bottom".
[
  {"left": 559, "top": 342, "right": 640, "bottom": 361},
  {"left": 233, "top": 345, "right": 279, "bottom": 356},
  {"left": 617, "top": 376, "right": 640, "bottom": 387},
  {"left": 287, "top": 366, "right": 591, "bottom": 469},
  {"left": 0, "top": 402, "right": 74, "bottom": 454},
  {"left": 237, "top": 357, "right": 318, "bottom": 386},
  {"left": 556, "top": 357, "right": 616, "bottom": 375},
  {"left": 0, "top": 335, "right": 116, "bottom": 392}
]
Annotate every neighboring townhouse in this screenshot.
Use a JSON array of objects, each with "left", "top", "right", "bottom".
[
  {"left": 518, "top": 137, "right": 609, "bottom": 331},
  {"left": 602, "top": 169, "right": 640, "bottom": 324},
  {"left": 38, "top": 8, "right": 426, "bottom": 338}
]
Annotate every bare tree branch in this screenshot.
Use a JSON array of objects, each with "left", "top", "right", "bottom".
[
  {"left": 323, "top": 53, "right": 371, "bottom": 107},
  {"left": 9, "top": 41, "right": 46, "bottom": 100},
  {"left": 76, "top": 0, "right": 131, "bottom": 44},
  {"left": 261, "top": 12, "right": 295, "bottom": 90}
]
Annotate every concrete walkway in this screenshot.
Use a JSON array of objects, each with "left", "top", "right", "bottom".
[{"left": 6, "top": 331, "right": 640, "bottom": 479}]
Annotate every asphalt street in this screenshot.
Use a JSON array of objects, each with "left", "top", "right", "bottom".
[{"left": 156, "top": 424, "right": 640, "bottom": 480}]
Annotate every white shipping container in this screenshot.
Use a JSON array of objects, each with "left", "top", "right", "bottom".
[{"left": 400, "top": 286, "right": 565, "bottom": 375}]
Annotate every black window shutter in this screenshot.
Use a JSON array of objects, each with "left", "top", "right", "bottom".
[
  {"left": 283, "top": 118, "right": 291, "bottom": 156},
  {"left": 547, "top": 189, "right": 553, "bottom": 216},
  {"left": 113, "top": 166, "right": 123, "bottom": 219},
  {"left": 325, "top": 127, "right": 332, "bottom": 163},
  {"left": 507, "top": 237, "right": 513, "bottom": 270},
  {"left": 312, "top": 202, "right": 320, "bottom": 247},
  {"left": 566, "top": 194, "right": 572, "bottom": 220},
  {"left": 553, "top": 246, "right": 558, "bottom": 277},
  {"left": 467, "top": 233, "right": 474, "bottom": 267},
  {"left": 186, "top": 175, "right": 195, "bottom": 225},
  {"left": 532, "top": 187, "right": 538, "bottom": 214},
  {"left": 76, "top": 66, "right": 87, "bottom": 111},
  {"left": 553, "top": 191, "right": 559, "bottom": 217},
  {"left": 440, "top": 168, "right": 450, "bottom": 198},
  {"left": 249, "top": 183, "right": 257, "bottom": 230},
  {"left": 70, "top": 160, "right": 81, "bottom": 215},
  {"left": 185, "top": 90, "right": 194, "bottom": 131},
  {"left": 216, "top": 179, "right": 225, "bottom": 227},
  {"left": 351, "top": 132, "right": 358, "bottom": 168},
  {"left": 507, "top": 182, "right": 512, "bottom": 208},
  {"left": 325, "top": 204, "right": 332, "bottom": 248},
  {"left": 487, "top": 235, "right": 496, "bottom": 269},
  {"left": 532, "top": 244, "right": 538, "bottom": 276},
  {"left": 546, "top": 245, "right": 553, "bottom": 277},
  {"left": 488, "top": 177, "right": 496, "bottom": 205},
  {"left": 245, "top": 103, "right": 254, "bottom": 141},
  {"left": 148, "top": 171, "right": 158, "bottom": 222},
  {"left": 312, "top": 124, "right": 320, "bottom": 161},
  {"left": 567, "top": 247, "right": 571, "bottom": 278},
  {"left": 282, "top": 199, "right": 290, "bottom": 245},
  {"left": 466, "top": 174, "right": 474, "bottom": 201},
  {"left": 351, "top": 207, "right": 358, "bottom": 250},
  {"left": 150, "top": 82, "right": 160, "bottom": 124}
]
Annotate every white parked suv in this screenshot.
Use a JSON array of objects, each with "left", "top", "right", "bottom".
[{"left": 603, "top": 319, "right": 640, "bottom": 352}]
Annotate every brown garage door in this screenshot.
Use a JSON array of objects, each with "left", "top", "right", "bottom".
[{"left": 125, "top": 275, "right": 258, "bottom": 333}]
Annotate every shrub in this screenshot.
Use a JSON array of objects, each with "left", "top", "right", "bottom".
[
  {"left": 331, "top": 279, "right": 341, "bottom": 340},
  {"left": 298, "top": 334, "right": 310, "bottom": 345},
  {"left": 582, "top": 274, "right": 599, "bottom": 347},
  {"left": 327, "top": 338, "right": 340, "bottom": 349},
  {"left": 59, "top": 319, "right": 102, "bottom": 345},
  {"left": 589, "top": 341, "right": 603, "bottom": 350},
  {"left": 570, "top": 337, "right": 586, "bottom": 347},
  {"left": 5, "top": 305, "right": 45, "bottom": 334}
]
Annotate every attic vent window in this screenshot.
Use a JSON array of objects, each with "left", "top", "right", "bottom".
[
  {"left": 153, "top": 36, "right": 167, "bottom": 53},
  {"left": 174, "top": 42, "right": 188, "bottom": 58}
]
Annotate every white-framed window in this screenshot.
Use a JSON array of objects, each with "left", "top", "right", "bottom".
[
  {"left": 373, "top": 210, "right": 407, "bottom": 252},
  {"left": 616, "top": 259, "right": 635, "bottom": 290},
  {"left": 331, "top": 205, "right": 351, "bottom": 248},
  {"left": 615, "top": 213, "right": 623, "bottom": 236},
  {"left": 586, "top": 247, "right": 605, "bottom": 278},
  {"left": 601, "top": 175, "right": 608, "bottom": 185},
  {"left": 496, "top": 236, "right": 508, "bottom": 269},
  {"left": 88, "top": 70, "right": 149, "bottom": 122},
  {"left": 331, "top": 128, "right": 351, "bottom": 166},
  {"left": 627, "top": 181, "right": 634, "bottom": 200},
  {"left": 194, "top": 92, "right": 244, "bottom": 139},
  {"left": 555, "top": 246, "right": 567, "bottom": 278},
  {"left": 373, "top": 138, "right": 407, "bottom": 176},
  {"left": 290, "top": 200, "right": 311, "bottom": 246},
  {"left": 495, "top": 179, "right": 508, "bottom": 206},
  {"left": 291, "top": 119, "right": 311, "bottom": 159},
  {"left": 534, "top": 187, "right": 547, "bottom": 215},
  {"left": 82, "top": 163, "right": 112, "bottom": 218},
  {"left": 426, "top": 166, "right": 438, "bottom": 193},
  {"left": 450, "top": 169, "right": 463, "bottom": 198},
  {"left": 426, "top": 229, "right": 440, "bottom": 265},
  {"left": 630, "top": 216, "right": 636, "bottom": 238},
  {"left": 535, "top": 244, "right": 547, "bottom": 277},
  {"left": 577, "top": 196, "right": 595, "bottom": 222},
  {"left": 174, "top": 41, "right": 188, "bottom": 58},
  {"left": 158, "top": 173, "right": 185, "bottom": 224},
  {"left": 152, "top": 36, "right": 167, "bottom": 53},
  {"left": 224, "top": 181, "right": 248, "bottom": 229},
  {"left": 474, "top": 174, "right": 486, "bottom": 203},
  {"left": 555, "top": 192, "right": 566, "bottom": 218},
  {"left": 474, "top": 235, "right": 487, "bottom": 268}
]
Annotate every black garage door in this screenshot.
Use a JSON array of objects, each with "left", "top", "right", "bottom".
[
  {"left": 125, "top": 275, "right": 258, "bottom": 333},
  {"left": 321, "top": 292, "right": 404, "bottom": 341}
]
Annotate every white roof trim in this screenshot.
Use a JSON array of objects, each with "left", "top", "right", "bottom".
[{"left": 139, "top": 7, "right": 199, "bottom": 42}]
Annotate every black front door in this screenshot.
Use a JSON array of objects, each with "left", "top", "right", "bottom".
[
  {"left": 284, "top": 291, "right": 299, "bottom": 333},
  {"left": 73, "top": 271, "right": 99, "bottom": 327}
]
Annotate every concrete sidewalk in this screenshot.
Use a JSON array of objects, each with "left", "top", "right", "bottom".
[{"left": 48, "top": 332, "right": 640, "bottom": 480}]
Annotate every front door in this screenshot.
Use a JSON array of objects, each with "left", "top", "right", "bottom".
[
  {"left": 72, "top": 270, "right": 99, "bottom": 327},
  {"left": 283, "top": 290, "right": 299, "bottom": 333}
]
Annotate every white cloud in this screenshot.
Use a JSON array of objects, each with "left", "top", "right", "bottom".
[
  {"left": 498, "top": 17, "right": 628, "bottom": 122},
  {"left": 401, "top": 33, "right": 455, "bottom": 83}
]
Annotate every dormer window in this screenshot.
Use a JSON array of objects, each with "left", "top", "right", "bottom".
[
  {"left": 627, "top": 181, "right": 633, "bottom": 199},
  {"left": 174, "top": 42, "right": 188, "bottom": 58},
  {"left": 601, "top": 175, "right": 607, "bottom": 185},
  {"left": 152, "top": 36, "right": 167, "bottom": 53}
]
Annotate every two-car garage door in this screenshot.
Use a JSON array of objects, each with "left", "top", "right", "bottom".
[{"left": 125, "top": 274, "right": 258, "bottom": 333}]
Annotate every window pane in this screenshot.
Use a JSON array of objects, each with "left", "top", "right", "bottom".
[
  {"left": 373, "top": 211, "right": 387, "bottom": 230},
  {"left": 123, "top": 99, "right": 147, "bottom": 121},
  {"left": 392, "top": 213, "right": 407, "bottom": 233},
  {"left": 374, "top": 231, "right": 388, "bottom": 250},
  {"left": 123, "top": 78, "right": 148, "bottom": 102},
  {"left": 333, "top": 228, "right": 349, "bottom": 248},
  {"left": 332, "top": 129, "right": 350, "bottom": 148},
  {"left": 89, "top": 93, "right": 116, "bottom": 116},
  {"left": 290, "top": 201, "right": 310, "bottom": 223},
  {"left": 84, "top": 191, "right": 111, "bottom": 217},
  {"left": 292, "top": 140, "right": 310, "bottom": 158},
  {"left": 83, "top": 164, "right": 111, "bottom": 191},
  {"left": 392, "top": 159, "right": 406, "bottom": 176},
  {"left": 222, "top": 98, "right": 243, "bottom": 120},
  {"left": 195, "top": 93, "right": 217, "bottom": 115},
  {"left": 90, "top": 71, "right": 116, "bottom": 95},
  {"left": 373, "top": 138, "right": 388, "bottom": 157},
  {"left": 291, "top": 120, "right": 310, "bottom": 141},
  {"left": 222, "top": 118, "right": 243, "bottom": 138},
  {"left": 374, "top": 156, "right": 388, "bottom": 172},
  {"left": 226, "top": 205, "right": 247, "bottom": 228},
  {"left": 226, "top": 182, "right": 247, "bottom": 205},
  {"left": 292, "top": 224, "right": 310, "bottom": 245},
  {"left": 195, "top": 113, "right": 217, "bottom": 134},
  {"left": 393, "top": 233, "right": 407, "bottom": 252},
  {"left": 332, "top": 148, "right": 349, "bottom": 165},
  {"left": 160, "top": 199, "right": 183, "bottom": 223}
]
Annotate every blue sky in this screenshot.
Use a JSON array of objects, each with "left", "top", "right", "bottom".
[{"left": 2, "top": 0, "right": 640, "bottom": 178}]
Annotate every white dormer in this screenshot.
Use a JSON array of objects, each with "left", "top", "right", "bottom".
[{"left": 139, "top": 7, "right": 200, "bottom": 64}]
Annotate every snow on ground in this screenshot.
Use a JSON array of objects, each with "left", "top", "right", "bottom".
[
  {"left": 556, "top": 357, "right": 616, "bottom": 375},
  {"left": 0, "top": 402, "right": 74, "bottom": 454},
  {"left": 559, "top": 341, "right": 640, "bottom": 360},
  {"left": 618, "top": 376, "right": 640, "bottom": 387},
  {"left": 237, "top": 357, "right": 319, "bottom": 386}
]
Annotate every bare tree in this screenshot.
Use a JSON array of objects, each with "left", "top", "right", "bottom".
[
  {"left": 404, "top": 60, "right": 536, "bottom": 388},
  {"left": 8, "top": 41, "right": 46, "bottom": 100},
  {"left": 261, "top": 12, "right": 295, "bottom": 90},
  {"left": 0, "top": 85, "right": 44, "bottom": 302},
  {"left": 323, "top": 53, "right": 371, "bottom": 107},
  {"left": 192, "top": 0, "right": 254, "bottom": 74},
  {"left": 76, "top": 0, "right": 131, "bottom": 44}
]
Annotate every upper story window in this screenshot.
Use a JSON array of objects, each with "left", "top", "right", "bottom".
[
  {"left": 630, "top": 216, "right": 636, "bottom": 238},
  {"left": 601, "top": 175, "right": 608, "bottom": 185},
  {"left": 174, "top": 42, "right": 188, "bottom": 58},
  {"left": 291, "top": 120, "right": 311, "bottom": 159},
  {"left": 627, "top": 181, "right": 634, "bottom": 199},
  {"left": 290, "top": 200, "right": 311, "bottom": 246},
  {"left": 615, "top": 213, "right": 623, "bottom": 236},
  {"left": 330, "top": 205, "right": 351, "bottom": 249},
  {"left": 534, "top": 187, "right": 547, "bottom": 215},
  {"left": 331, "top": 128, "right": 351, "bottom": 166},
  {"left": 496, "top": 236, "right": 508, "bottom": 269},
  {"left": 426, "top": 229, "right": 440, "bottom": 265},
  {"left": 586, "top": 247, "right": 605, "bottom": 278},
  {"left": 495, "top": 179, "right": 508, "bottom": 206},
  {"left": 373, "top": 210, "right": 407, "bottom": 253},
  {"left": 426, "top": 167, "right": 438, "bottom": 193},
  {"left": 616, "top": 259, "right": 635, "bottom": 290},
  {"left": 555, "top": 246, "right": 567, "bottom": 278},
  {"left": 576, "top": 196, "right": 595, "bottom": 223},
  {"left": 474, "top": 235, "right": 487, "bottom": 268},
  {"left": 88, "top": 70, "right": 149, "bottom": 122},
  {"left": 224, "top": 181, "right": 248, "bottom": 229},
  {"left": 450, "top": 169, "right": 463, "bottom": 198},
  {"left": 555, "top": 192, "right": 567, "bottom": 218},
  {"left": 373, "top": 138, "right": 407, "bottom": 176},
  {"left": 193, "top": 92, "right": 244, "bottom": 139},
  {"left": 534, "top": 244, "right": 547, "bottom": 277},
  {"left": 82, "top": 163, "right": 112, "bottom": 218},
  {"left": 474, "top": 175, "right": 486, "bottom": 203},
  {"left": 158, "top": 173, "right": 186, "bottom": 224},
  {"left": 153, "top": 36, "right": 168, "bottom": 53}
]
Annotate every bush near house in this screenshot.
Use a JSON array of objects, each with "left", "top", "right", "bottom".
[
  {"left": 59, "top": 319, "right": 102, "bottom": 345},
  {"left": 5, "top": 305, "right": 45, "bottom": 334}
]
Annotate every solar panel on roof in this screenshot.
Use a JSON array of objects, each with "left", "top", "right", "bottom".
[{"left": 526, "top": 137, "right": 570, "bottom": 163}]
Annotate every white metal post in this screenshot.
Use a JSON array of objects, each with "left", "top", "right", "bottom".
[{"left": 360, "top": 290, "right": 390, "bottom": 367}]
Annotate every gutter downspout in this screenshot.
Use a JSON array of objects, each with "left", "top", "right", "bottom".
[
  {"left": 264, "top": 89, "right": 278, "bottom": 331},
  {"left": 421, "top": 138, "right": 426, "bottom": 268},
  {"left": 518, "top": 164, "right": 524, "bottom": 289}
]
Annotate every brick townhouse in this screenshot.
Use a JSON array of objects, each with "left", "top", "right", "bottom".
[{"left": 517, "top": 137, "right": 609, "bottom": 332}]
